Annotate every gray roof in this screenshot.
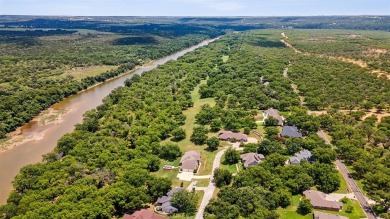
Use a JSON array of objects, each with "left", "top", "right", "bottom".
[
  {"left": 289, "top": 149, "right": 312, "bottom": 164},
  {"left": 161, "top": 202, "right": 178, "bottom": 214},
  {"left": 264, "top": 108, "right": 283, "bottom": 126},
  {"left": 303, "top": 190, "right": 343, "bottom": 211},
  {"left": 167, "top": 187, "right": 183, "bottom": 197},
  {"left": 313, "top": 211, "right": 348, "bottom": 219},
  {"left": 156, "top": 196, "right": 171, "bottom": 204},
  {"left": 281, "top": 126, "right": 302, "bottom": 138},
  {"left": 240, "top": 153, "right": 265, "bottom": 167}
]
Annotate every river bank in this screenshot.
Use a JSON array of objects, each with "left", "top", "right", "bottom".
[{"left": 0, "top": 37, "right": 220, "bottom": 204}]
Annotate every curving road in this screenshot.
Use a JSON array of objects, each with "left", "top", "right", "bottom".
[
  {"left": 317, "top": 130, "right": 377, "bottom": 219},
  {"left": 195, "top": 148, "right": 227, "bottom": 219}
]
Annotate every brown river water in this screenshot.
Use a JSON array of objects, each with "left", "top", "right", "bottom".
[{"left": 0, "top": 38, "right": 218, "bottom": 204}]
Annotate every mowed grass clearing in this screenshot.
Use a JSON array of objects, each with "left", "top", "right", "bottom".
[
  {"left": 63, "top": 65, "right": 118, "bottom": 80},
  {"left": 177, "top": 79, "right": 220, "bottom": 176},
  {"left": 335, "top": 170, "right": 350, "bottom": 193}
]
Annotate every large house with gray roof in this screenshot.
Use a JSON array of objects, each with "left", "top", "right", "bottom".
[
  {"left": 155, "top": 187, "right": 183, "bottom": 214},
  {"left": 281, "top": 126, "right": 302, "bottom": 138},
  {"left": 289, "top": 149, "right": 313, "bottom": 164}
]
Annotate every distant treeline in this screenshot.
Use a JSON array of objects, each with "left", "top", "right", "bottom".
[{"left": 1, "top": 16, "right": 389, "bottom": 31}]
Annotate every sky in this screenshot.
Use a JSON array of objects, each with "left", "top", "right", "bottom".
[{"left": 0, "top": 0, "right": 389, "bottom": 16}]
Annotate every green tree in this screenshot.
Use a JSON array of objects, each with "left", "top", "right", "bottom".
[
  {"left": 264, "top": 117, "right": 279, "bottom": 126},
  {"left": 297, "top": 198, "right": 313, "bottom": 215},
  {"left": 171, "top": 127, "right": 186, "bottom": 142},
  {"left": 158, "top": 142, "right": 182, "bottom": 161},
  {"left": 210, "top": 118, "right": 222, "bottom": 132},
  {"left": 190, "top": 126, "right": 209, "bottom": 145},
  {"left": 206, "top": 137, "right": 220, "bottom": 151},
  {"left": 214, "top": 168, "right": 233, "bottom": 187},
  {"left": 223, "top": 148, "right": 240, "bottom": 165},
  {"left": 171, "top": 190, "right": 198, "bottom": 215}
]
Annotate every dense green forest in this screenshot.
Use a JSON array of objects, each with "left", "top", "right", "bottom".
[
  {"left": 1, "top": 16, "right": 390, "bottom": 138},
  {"left": 0, "top": 17, "right": 390, "bottom": 218},
  {"left": 0, "top": 23, "right": 221, "bottom": 138}
]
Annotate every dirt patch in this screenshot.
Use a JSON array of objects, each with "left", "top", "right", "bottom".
[
  {"left": 361, "top": 109, "right": 390, "bottom": 123},
  {"left": 0, "top": 107, "right": 69, "bottom": 152}
]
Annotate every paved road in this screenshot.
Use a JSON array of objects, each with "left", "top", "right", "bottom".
[
  {"left": 336, "top": 160, "right": 376, "bottom": 219},
  {"left": 195, "top": 148, "right": 227, "bottom": 219},
  {"left": 317, "top": 130, "right": 377, "bottom": 219}
]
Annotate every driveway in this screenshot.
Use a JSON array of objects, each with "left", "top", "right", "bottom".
[{"left": 195, "top": 148, "right": 227, "bottom": 219}]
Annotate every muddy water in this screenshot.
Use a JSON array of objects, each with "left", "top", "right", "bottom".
[{"left": 0, "top": 38, "right": 218, "bottom": 204}]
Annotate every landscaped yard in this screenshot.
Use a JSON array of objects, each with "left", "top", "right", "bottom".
[
  {"left": 277, "top": 195, "right": 313, "bottom": 219},
  {"left": 277, "top": 194, "right": 366, "bottom": 219},
  {"left": 320, "top": 199, "right": 366, "bottom": 219}
]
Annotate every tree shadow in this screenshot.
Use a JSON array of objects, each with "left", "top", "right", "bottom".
[{"left": 112, "top": 36, "right": 159, "bottom": 45}]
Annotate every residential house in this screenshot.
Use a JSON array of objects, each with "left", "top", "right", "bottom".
[
  {"left": 289, "top": 149, "right": 313, "bottom": 164},
  {"left": 180, "top": 151, "right": 201, "bottom": 172},
  {"left": 123, "top": 209, "right": 166, "bottom": 219},
  {"left": 218, "top": 131, "right": 248, "bottom": 142},
  {"left": 303, "top": 190, "right": 343, "bottom": 211},
  {"left": 281, "top": 126, "right": 302, "bottom": 138},
  {"left": 155, "top": 187, "right": 183, "bottom": 214},
  {"left": 240, "top": 153, "right": 265, "bottom": 168},
  {"left": 263, "top": 108, "right": 284, "bottom": 126},
  {"left": 313, "top": 211, "right": 348, "bottom": 219}
]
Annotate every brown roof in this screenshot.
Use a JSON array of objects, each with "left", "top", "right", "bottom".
[
  {"left": 218, "top": 131, "right": 248, "bottom": 141},
  {"left": 180, "top": 151, "right": 200, "bottom": 170},
  {"left": 264, "top": 108, "right": 283, "bottom": 126},
  {"left": 240, "top": 153, "right": 265, "bottom": 167},
  {"left": 313, "top": 211, "right": 348, "bottom": 219},
  {"left": 303, "top": 190, "right": 343, "bottom": 211},
  {"left": 181, "top": 159, "right": 199, "bottom": 170},
  {"left": 124, "top": 209, "right": 166, "bottom": 219},
  {"left": 180, "top": 150, "right": 200, "bottom": 163}
]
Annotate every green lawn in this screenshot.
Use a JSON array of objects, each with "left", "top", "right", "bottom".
[
  {"left": 63, "top": 65, "right": 118, "bottom": 80},
  {"left": 335, "top": 170, "right": 350, "bottom": 193},
  {"left": 220, "top": 162, "right": 238, "bottom": 174},
  {"left": 277, "top": 195, "right": 313, "bottom": 219},
  {"left": 277, "top": 194, "right": 366, "bottom": 219},
  {"left": 320, "top": 199, "right": 366, "bottom": 219}
]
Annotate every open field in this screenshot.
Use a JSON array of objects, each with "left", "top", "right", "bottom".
[{"left": 63, "top": 65, "right": 118, "bottom": 80}]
